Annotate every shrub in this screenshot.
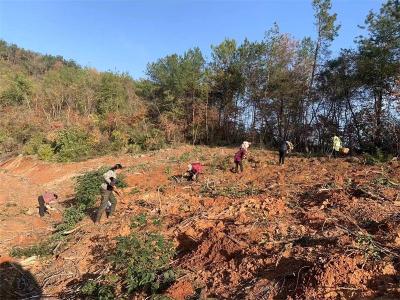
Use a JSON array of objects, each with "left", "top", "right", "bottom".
[
  {"left": 37, "top": 144, "right": 55, "bottom": 161},
  {"left": 128, "top": 127, "right": 166, "bottom": 151},
  {"left": 355, "top": 233, "right": 382, "bottom": 260},
  {"left": 75, "top": 167, "right": 109, "bottom": 208},
  {"left": 56, "top": 205, "right": 86, "bottom": 232},
  {"left": 0, "top": 130, "right": 7, "bottom": 144},
  {"left": 81, "top": 280, "right": 115, "bottom": 300},
  {"left": 143, "top": 135, "right": 165, "bottom": 151},
  {"left": 363, "top": 148, "right": 393, "bottom": 165},
  {"left": 126, "top": 143, "right": 142, "bottom": 154},
  {"left": 164, "top": 166, "right": 172, "bottom": 176},
  {"left": 0, "top": 131, "right": 12, "bottom": 154},
  {"left": 110, "top": 130, "right": 128, "bottom": 151},
  {"left": 0, "top": 137, "right": 18, "bottom": 153},
  {"left": 0, "top": 74, "right": 32, "bottom": 106},
  {"left": 209, "top": 155, "right": 232, "bottom": 172},
  {"left": 110, "top": 232, "right": 176, "bottom": 294},
  {"left": 54, "top": 128, "right": 92, "bottom": 162},
  {"left": 22, "top": 134, "right": 54, "bottom": 160},
  {"left": 178, "top": 151, "right": 191, "bottom": 162},
  {"left": 11, "top": 240, "right": 54, "bottom": 257},
  {"left": 22, "top": 134, "right": 44, "bottom": 155},
  {"left": 130, "top": 213, "right": 148, "bottom": 228}
]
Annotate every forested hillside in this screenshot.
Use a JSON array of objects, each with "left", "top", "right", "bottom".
[{"left": 0, "top": 0, "right": 399, "bottom": 161}]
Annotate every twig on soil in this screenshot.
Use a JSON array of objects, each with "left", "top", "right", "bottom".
[
  {"left": 333, "top": 221, "right": 400, "bottom": 259},
  {"left": 62, "top": 225, "right": 83, "bottom": 235},
  {"left": 321, "top": 217, "right": 336, "bottom": 232},
  {"left": 157, "top": 186, "right": 162, "bottom": 216},
  {"left": 275, "top": 243, "right": 293, "bottom": 267},
  {"left": 263, "top": 237, "right": 304, "bottom": 245},
  {"left": 294, "top": 265, "right": 311, "bottom": 292},
  {"left": 42, "top": 270, "right": 74, "bottom": 289},
  {"left": 354, "top": 186, "right": 389, "bottom": 202},
  {"left": 225, "top": 234, "right": 245, "bottom": 247},
  {"left": 321, "top": 286, "right": 365, "bottom": 291},
  {"left": 52, "top": 240, "right": 63, "bottom": 254}
]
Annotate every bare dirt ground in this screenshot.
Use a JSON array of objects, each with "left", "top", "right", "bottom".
[{"left": 1, "top": 146, "right": 400, "bottom": 299}]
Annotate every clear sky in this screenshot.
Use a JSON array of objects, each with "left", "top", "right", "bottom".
[{"left": 0, "top": 0, "right": 385, "bottom": 79}]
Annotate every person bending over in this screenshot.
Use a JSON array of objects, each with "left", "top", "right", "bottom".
[
  {"left": 38, "top": 192, "right": 58, "bottom": 217},
  {"left": 95, "top": 164, "right": 123, "bottom": 223},
  {"left": 187, "top": 162, "right": 202, "bottom": 181}
]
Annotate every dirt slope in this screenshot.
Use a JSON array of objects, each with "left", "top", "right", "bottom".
[{"left": 1, "top": 146, "right": 400, "bottom": 299}]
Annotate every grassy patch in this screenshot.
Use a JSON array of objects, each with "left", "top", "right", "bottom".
[
  {"left": 10, "top": 240, "right": 55, "bottom": 257},
  {"left": 126, "top": 163, "right": 151, "bottom": 173},
  {"left": 209, "top": 154, "right": 231, "bottom": 173},
  {"left": 200, "top": 182, "right": 263, "bottom": 198}
]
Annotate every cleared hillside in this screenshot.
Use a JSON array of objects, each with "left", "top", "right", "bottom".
[{"left": 1, "top": 146, "right": 399, "bottom": 299}]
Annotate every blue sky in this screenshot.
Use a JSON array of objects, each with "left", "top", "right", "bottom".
[{"left": 0, "top": 0, "right": 385, "bottom": 79}]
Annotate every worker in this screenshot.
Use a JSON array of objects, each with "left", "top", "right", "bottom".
[
  {"left": 186, "top": 162, "right": 202, "bottom": 181},
  {"left": 95, "top": 164, "right": 123, "bottom": 223},
  {"left": 233, "top": 141, "right": 251, "bottom": 173},
  {"left": 38, "top": 192, "right": 58, "bottom": 217},
  {"left": 332, "top": 135, "right": 342, "bottom": 158},
  {"left": 279, "top": 141, "right": 294, "bottom": 165}
]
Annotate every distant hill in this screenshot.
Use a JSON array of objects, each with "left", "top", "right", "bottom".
[{"left": 0, "top": 40, "right": 156, "bottom": 161}]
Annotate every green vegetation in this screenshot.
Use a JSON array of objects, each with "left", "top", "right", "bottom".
[
  {"left": 209, "top": 154, "right": 231, "bottom": 172},
  {"left": 129, "top": 187, "right": 141, "bottom": 195},
  {"left": 200, "top": 182, "right": 263, "bottom": 198},
  {"left": 363, "top": 148, "right": 393, "bottom": 165},
  {"left": 81, "top": 279, "right": 116, "bottom": 300},
  {"left": 53, "top": 128, "right": 93, "bottom": 162},
  {"left": 130, "top": 213, "right": 148, "bottom": 228},
  {"left": 10, "top": 240, "right": 54, "bottom": 257},
  {"left": 11, "top": 167, "right": 127, "bottom": 257},
  {"left": 355, "top": 233, "right": 382, "bottom": 260},
  {"left": 110, "top": 232, "right": 176, "bottom": 294},
  {"left": 1, "top": 0, "right": 398, "bottom": 157}
]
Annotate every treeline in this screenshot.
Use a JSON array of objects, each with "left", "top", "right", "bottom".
[
  {"left": 0, "top": 0, "right": 399, "bottom": 160},
  {"left": 139, "top": 0, "right": 399, "bottom": 153}
]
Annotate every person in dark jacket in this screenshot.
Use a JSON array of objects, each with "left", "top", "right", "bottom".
[{"left": 279, "top": 141, "right": 294, "bottom": 165}]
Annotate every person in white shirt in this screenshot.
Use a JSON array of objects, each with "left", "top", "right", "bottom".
[{"left": 95, "top": 164, "right": 123, "bottom": 223}]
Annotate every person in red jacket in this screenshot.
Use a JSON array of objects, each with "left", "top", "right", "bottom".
[
  {"left": 187, "top": 162, "right": 202, "bottom": 181},
  {"left": 233, "top": 141, "right": 251, "bottom": 173},
  {"left": 38, "top": 192, "right": 58, "bottom": 217}
]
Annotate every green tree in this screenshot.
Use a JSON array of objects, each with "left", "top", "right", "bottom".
[
  {"left": 356, "top": 0, "right": 400, "bottom": 148},
  {"left": 209, "top": 39, "right": 244, "bottom": 143},
  {"left": 307, "top": 0, "right": 340, "bottom": 133},
  {"left": 145, "top": 48, "right": 207, "bottom": 143},
  {"left": 0, "top": 74, "right": 32, "bottom": 106}
]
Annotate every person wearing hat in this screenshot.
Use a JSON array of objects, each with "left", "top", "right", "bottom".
[
  {"left": 186, "top": 162, "right": 203, "bottom": 181},
  {"left": 233, "top": 141, "right": 251, "bottom": 173},
  {"left": 95, "top": 164, "right": 123, "bottom": 223}
]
